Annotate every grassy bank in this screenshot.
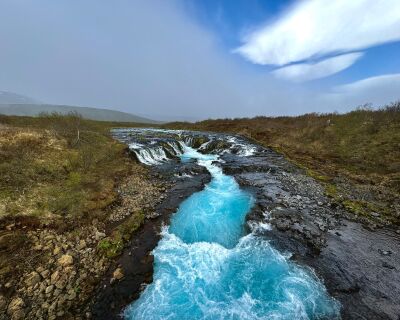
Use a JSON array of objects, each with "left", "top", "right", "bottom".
[
  {"left": 165, "top": 103, "right": 400, "bottom": 225},
  {"left": 0, "top": 113, "right": 162, "bottom": 318},
  {"left": 0, "top": 113, "right": 153, "bottom": 221}
]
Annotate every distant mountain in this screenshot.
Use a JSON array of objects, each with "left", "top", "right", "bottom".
[
  {"left": 0, "top": 91, "right": 38, "bottom": 104},
  {"left": 0, "top": 103, "right": 161, "bottom": 123}
]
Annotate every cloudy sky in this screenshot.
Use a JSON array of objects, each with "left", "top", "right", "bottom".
[{"left": 0, "top": 0, "right": 399, "bottom": 120}]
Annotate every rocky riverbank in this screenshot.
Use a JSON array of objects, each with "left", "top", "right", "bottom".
[
  {"left": 90, "top": 161, "right": 211, "bottom": 319},
  {"left": 102, "top": 129, "right": 400, "bottom": 320},
  {"left": 220, "top": 150, "right": 400, "bottom": 319},
  {"left": 0, "top": 161, "right": 165, "bottom": 320},
  {"left": 3, "top": 127, "right": 397, "bottom": 319}
]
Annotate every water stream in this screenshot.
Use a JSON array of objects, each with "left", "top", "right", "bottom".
[{"left": 124, "top": 146, "right": 340, "bottom": 319}]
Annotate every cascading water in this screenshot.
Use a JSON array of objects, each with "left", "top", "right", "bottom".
[
  {"left": 128, "top": 140, "right": 184, "bottom": 165},
  {"left": 129, "top": 145, "right": 170, "bottom": 165},
  {"left": 124, "top": 142, "right": 341, "bottom": 320}
]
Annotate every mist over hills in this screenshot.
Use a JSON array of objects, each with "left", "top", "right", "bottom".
[
  {"left": 0, "top": 91, "right": 160, "bottom": 123},
  {"left": 0, "top": 90, "right": 38, "bottom": 104}
]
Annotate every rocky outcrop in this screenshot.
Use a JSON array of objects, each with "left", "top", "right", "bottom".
[
  {"left": 220, "top": 151, "right": 400, "bottom": 320},
  {"left": 112, "top": 128, "right": 261, "bottom": 165}
]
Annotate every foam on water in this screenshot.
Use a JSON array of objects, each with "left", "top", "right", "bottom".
[
  {"left": 124, "top": 147, "right": 340, "bottom": 320},
  {"left": 129, "top": 140, "right": 184, "bottom": 165},
  {"left": 130, "top": 146, "right": 170, "bottom": 165}
]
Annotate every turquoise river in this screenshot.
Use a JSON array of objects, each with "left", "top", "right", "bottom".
[{"left": 124, "top": 146, "right": 340, "bottom": 320}]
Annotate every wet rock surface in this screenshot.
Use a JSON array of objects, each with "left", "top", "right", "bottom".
[
  {"left": 220, "top": 151, "right": 400, "bottom": 320},
  {"left": 94, "top": 129, "right": 400, "bottom": 320},
  {"left": 90, "top": 161, "right": 211, "bottom": 320}
]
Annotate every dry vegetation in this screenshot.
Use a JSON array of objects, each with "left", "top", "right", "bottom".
[
  {"left": 0, "top": 113, "right": 154, "bottom": 220},
  {"left": 165, "top": 103, "right": 400, "bottom": 225},
  {"left": 0, "top": 113, "right": 163, "bottom": 318}
]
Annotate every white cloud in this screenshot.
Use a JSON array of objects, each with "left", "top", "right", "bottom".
[
  {"left": 272, "top": 52, "right": 363, "bottom": 82},
  {"left": 0, "top": 0, "right": 398, "bottom": 119},
  {"left": 235, "top": 0, "right": 400, "bottom": 66},
  {"left": 320, "top": 74, "right": 400, "bottom": 110},
  {"left": 334, "top": 74, "right": 400, "bottom": 94}
]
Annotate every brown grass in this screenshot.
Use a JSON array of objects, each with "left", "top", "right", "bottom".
[
  {"left": 165, "top": 102, "right": 400, "bottom": 224},
  {"left": 0, "top": 112, "right": 160, "bottom": 222}
]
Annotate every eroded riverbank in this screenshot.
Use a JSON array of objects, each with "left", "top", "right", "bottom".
[
  {"left": 221, "top": 150, "right": 400, "bottom": 319},
  {"left": 91, "top": 160, "right": 211, "bottom": 319}
]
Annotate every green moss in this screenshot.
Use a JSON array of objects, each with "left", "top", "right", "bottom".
[
  {"left": 116, "top": 211, "right": 145, "bottom": 241},
  {"left": 97, "top": 236, "right": 124, "bottom": 258},
  {"left": 97, "top": 212, "right": 145, "bottom": 258},
  {"left": 342, "top": 199, "right": 365, "bottom": 216},
  {"left": 67, "top": 172, "right": 82, "bottom": 187},
  {"left": 306, "top": 169, "right": 332, "bottom": 182},
  {"left": 324, "top": 183, "right": 339, "bottom": 199},
  {"left": 339, "top": 198, "right": 395, "bottom": 222}
]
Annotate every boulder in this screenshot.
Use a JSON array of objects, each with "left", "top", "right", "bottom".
[
  {"left": 45, "top": 285, "right": 54, "bottom": 294},
  {"left": 24, "top": 271, "right": 41, "bottom": 287},
  {"left": 53, "top": 246, "right": 61, "bottom": 255},
  {"left": 95, "top": 230, "right": 106, "bottom": 241},
  {"left": 7, "top": 297, "right": 25, "bottom": 317},
  {"left": 50, "top": 270, "right": 60, "bottom": 284},
  {"left": 77, "top": 239, "right": 87, "bottom": 250},
  {"left": 112, "top": 267, "right": 124, "bottom": 280},
  {"left": 58, "top": 254, "right": 73, "bottom": 267}
]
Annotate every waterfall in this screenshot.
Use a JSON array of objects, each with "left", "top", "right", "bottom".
[
  {"left": 130, "top": 146, "right": 170, "bottom": 165},
  {"left": 198, "top": 139, "right": 213, "bottom": 150},
  {"left": 166, "top": 141, "right": 183, "bottom": 155},
  {"left": 129, "top": 139, "right": 185, "bottom": 165},
  {"left": 226, "top": 136, "right": 258, "bottom": 156},
  {"left": 183, "top": 136, "right": 194, "bottom": 146},
  {"left": 116, "top": 128, "right": 261, "bottom": 166}
]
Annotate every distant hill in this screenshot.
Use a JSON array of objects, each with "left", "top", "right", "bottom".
[
  {"left": 0, "top": 103, "right": 160, "bottom": 124},
  {"left": 0, "top": 91, "right": 38, "bottom": 104}
]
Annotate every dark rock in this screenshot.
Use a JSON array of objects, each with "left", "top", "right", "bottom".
[
  {"left": 91, "top": 161, "right": 211, "bottom": 319},
  {"left": 98, "top": 129, "right": 400, "bottom": 320}
]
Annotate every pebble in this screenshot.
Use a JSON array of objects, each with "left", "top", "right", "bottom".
[
  {"left": 378, "top": 249, "right": 392, "bottom": 256},
  {"left": 41, "top": 269, "right": 50, "bottom": 278},
  {"left": 382, "top": 261, "right": 395, "bottom": 269},
  {"left": 113, "top": 267, "right": 124, "bottom": 280}
]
